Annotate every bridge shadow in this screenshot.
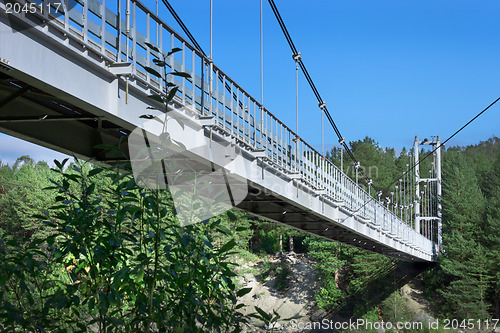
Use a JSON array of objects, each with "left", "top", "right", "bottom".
[{"left": 314, "top": 260, "right": 433, "bottom": 328}]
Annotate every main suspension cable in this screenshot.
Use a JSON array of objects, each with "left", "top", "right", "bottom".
[
  {"left": 162, "top": 0, "right": 206, "bottom": 56},
  {"left": 267, "top": 0, "right": 357, "bottom": 166}
]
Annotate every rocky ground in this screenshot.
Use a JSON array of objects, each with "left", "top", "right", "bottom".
[
  {"left": 236, "top": 253, "right": 319, "bottom": 332},
  {"left": 234, "top": 254, "right": 500, "bottom": 333}
]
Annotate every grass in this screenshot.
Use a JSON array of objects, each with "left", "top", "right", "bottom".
[
  {"left": 259, "top": 258, "right": 291, "bottom": 291},
  {"left": 274, "top": 261, "right": 290, "bottom": 291},
  {"left": 231, "top": 248, "right": 260, "bottom": 263}
]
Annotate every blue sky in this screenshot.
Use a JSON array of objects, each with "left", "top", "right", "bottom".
[{"left": 1, "top": 0, "right": 499, "bottom": 165}]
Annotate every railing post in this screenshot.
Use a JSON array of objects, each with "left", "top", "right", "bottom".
[{"left": 83, "top": 0, "right": 89, "bottom": 43}]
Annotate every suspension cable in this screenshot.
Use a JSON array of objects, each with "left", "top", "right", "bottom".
[
  {"left": 162, "top": 0, "right": 206, "bottom": 56},
  {"left": 162, "top": 0, "right": 244, "bottom": 109},
  {"left": 267, "top": 0, "right": 358, "bottom": 164}
]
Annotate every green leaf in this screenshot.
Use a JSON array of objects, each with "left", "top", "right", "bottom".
[
  {"left": 236, "top": 287, "right": 252, "bottom": 297},
  {"left": 166, "top": 47, "right": 182, "bottom": 57},
  {"left": 54, "top": 159, "right": 62, "bottom": 170},
  {"left": 63, "top": 173, "right": 81, "bottom": 182},
  {"left": 172, "top": 116, "right": 184, "bottom": 130},
  {"left": 171, "top": 71, "right": 191, "bottom": 78},
  {"left": 88, "top": 168, "right": 103, "bottom": 177},
  {"left": 136, "top": 269, "right": 144, "bottom": 283},
  {"left": 166, "top": 86, "right": 179, "bottom": 103},
  {"left": 226, "top": 210, "right": 237, "bottom": 221},
  {"left": 254, "top": 306, "right": 272, "bottom": 321},
  {"left": 216, "top": 225, "right": 231, "bottom": 235},
  {"left": 148, "top": 94, "right": 164, "bottom": 104},
  {"left": 145, "top": 66, "right": 162, "bottom": 78},
  {"left": 153, "top": 59, "right": 166, "bottom": 66},
  {"left": 181, "top": 234, "right": 190, "bottom": 246},
  {"left": 219, "top": 240, "right": 236, "bottom": 254},
  {"left": 85, "top": 183, "right": 96, "bottom": 196},
  {"left": 145, "top": 42, "right": 160, "bottom": 52},
  {"left": 47, "top": 236, "right": 55, "bottom": 246},
  {"left": 54, "top": 158, "right": 69, "bottom": 170}
]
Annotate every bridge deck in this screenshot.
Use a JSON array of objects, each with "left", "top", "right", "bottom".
[{"left": 0, "top": 0, "right": 436, "bottom": 261}]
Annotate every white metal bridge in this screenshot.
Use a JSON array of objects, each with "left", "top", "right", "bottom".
[{"left": 0, "top": 0, "right": 439, "bottom": 261}]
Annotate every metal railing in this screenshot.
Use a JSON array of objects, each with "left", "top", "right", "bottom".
[{"left": 2, "top": 0, "right": 434, "bottom": 257}]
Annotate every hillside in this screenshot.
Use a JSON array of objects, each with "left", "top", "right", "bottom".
[{"left": 1, "top": 136, "right": 499, "bottom": 331}]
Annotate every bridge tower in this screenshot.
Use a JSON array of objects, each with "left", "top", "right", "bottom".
[{"left": 414, "top": 136, "right": 442, "bottom": 251}]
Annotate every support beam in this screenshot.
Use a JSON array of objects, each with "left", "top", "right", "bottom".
[
  {"left": 0, "top": 84, "right": 31, "bottom": 108},
  {"left": 0, "top": 115, "right": 102, "bottom": 123}
]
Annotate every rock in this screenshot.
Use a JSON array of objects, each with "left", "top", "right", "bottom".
[
  {"left": 265, "top": 321, "right": 281, "bottom": 330},
  {"left": 286, "top": 256, "right": 297, "bottom": 265},
  {"left": 310, "top": 309, "right": 327, "bottom": 322},
  {"left": 412, "top": 312, "right": 435, "bottom": 325}
]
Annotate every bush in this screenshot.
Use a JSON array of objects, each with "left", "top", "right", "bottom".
[{"left": 0, "top": 159, "right": 252, "bottom": 332}]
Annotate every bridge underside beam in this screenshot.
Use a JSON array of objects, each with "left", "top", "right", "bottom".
[
  {"left": 237, "top": 189, "right": 425, "bottom": 262},
  {"left": 0, "top": 73, "right": 129, "bottom": 163}
]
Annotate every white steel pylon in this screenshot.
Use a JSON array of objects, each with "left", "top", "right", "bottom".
[{"left": 414, "top": 135, "right": 442, "bottom": 252}]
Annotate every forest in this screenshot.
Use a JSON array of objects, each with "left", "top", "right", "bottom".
[{"left": 0, "top": 136, "right": 499, "bottom": 332}]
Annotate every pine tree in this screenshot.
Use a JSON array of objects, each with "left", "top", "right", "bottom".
[
  {"left": 440, "top": 150, "right": 490, "bottom": 319},
  {"left": 0, "top": 157, "right": 56, "bottom": 241},
  {"left": 304, "top": 236, "right": 351, "bottom": 309},
  {"left": 484, "top": 154, "right": 500, "bottom": 318}
]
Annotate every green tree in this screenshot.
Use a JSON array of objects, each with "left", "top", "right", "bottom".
[
  {"left": 440, "top": 150, "right": 490, "bottom": 319},
  {"left": 483, "top": 154, "right": 500, "bottom": 318},
  {"left": 304, "top": 236, "right": 350, "bottom": 309},
  {"left": 0, "top": 157, "right": 56, "bottom": 241}
]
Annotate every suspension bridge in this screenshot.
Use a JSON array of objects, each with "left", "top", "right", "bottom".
[{"left": 0, "top": 0, "right": 441, "bottom": 261}]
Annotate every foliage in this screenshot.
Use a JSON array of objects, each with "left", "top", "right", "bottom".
[
  {"left": 273, "top": 261, "right": 290, "bottom": 292},
  {"left": 0, "top": 157, "right": 56, "bottom": 242},
  {"left": 484, "top": 154, "right": 500, "bottom": 318},
  {"left": 249, "top": 306, "right": 299, "bottom": 333},
  {"left": 2, "top": 135, "right": 500, "bottom": 326},
  {"left": 213, "top": 210, "right": 254, "bottom": 251},
  {"left": 252, "top": 226, "right": 281, "bottom": 255},
  {"left": 0, "top": 158, "right": 253, "bottom": 332},
  {"left": 440, "top": 150, "right": 490, "bottom": 319},
  {"left": 379, "top": 290, "right": 413, "bottom": 324},
  {"left": 249, "top": 222, "right": 307, "bottom": 255},
  {"left": 304, "top": 236, "right": 348, "bottom": 309}
]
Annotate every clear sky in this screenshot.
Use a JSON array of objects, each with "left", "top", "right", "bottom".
[{"left": 1, "top": 0, "right": 499, "bottom": 165}]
